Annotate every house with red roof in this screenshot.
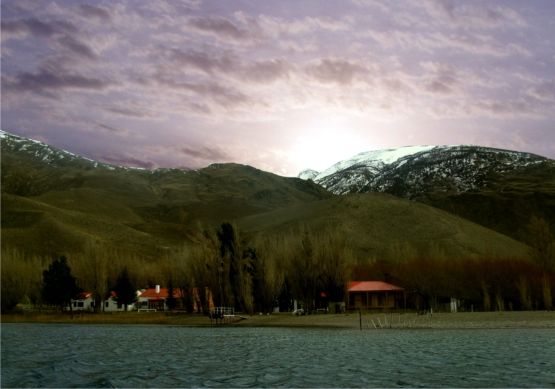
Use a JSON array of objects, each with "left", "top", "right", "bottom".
[
  {"left": 70, "top": 291, "right": 95, "bottom": 312},
  {"left": 137, "top": 285, "right": 184, "bottom": 311},
  {"left": 347, "top": 281, "right": 404, "bottom": 310},
  {"left": 137, "top": 285, "right": 215, "bottom": 312}
]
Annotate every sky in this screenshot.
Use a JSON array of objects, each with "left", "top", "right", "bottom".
[{"left": 1, "top": 0, "right": 555, "bottom": 176}]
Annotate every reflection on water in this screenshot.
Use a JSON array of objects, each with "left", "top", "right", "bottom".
[{"left": 2, "top": 324, "right": 554, "bottom": 388}]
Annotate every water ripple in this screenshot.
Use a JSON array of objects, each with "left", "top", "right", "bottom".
[{"left": 2, "top": 324, "right": 555, "bottom": 387}]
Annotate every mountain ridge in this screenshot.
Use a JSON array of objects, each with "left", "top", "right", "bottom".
[
  {"left": 1, "top": 130, "right": 533, "bottom": 261},
  {"left": 299, "top": 144, "right": 549, "bottom": 192}
]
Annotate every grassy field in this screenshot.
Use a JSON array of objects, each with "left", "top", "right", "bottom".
[{"left": 3, "top": 311, "right": 555, "bottom": 329}]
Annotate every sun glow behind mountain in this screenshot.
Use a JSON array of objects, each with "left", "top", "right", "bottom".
[{"left": 291, "top": 117, "right": 370, "bottom": 172}]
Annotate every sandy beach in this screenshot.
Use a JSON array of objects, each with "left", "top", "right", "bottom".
[{"left": 2, "top": 311, "right": 555, "bottom": 329}]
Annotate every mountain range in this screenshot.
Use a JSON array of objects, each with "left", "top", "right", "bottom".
[{"left": 2, "top": 130, "right": 553, "bottom": 262}]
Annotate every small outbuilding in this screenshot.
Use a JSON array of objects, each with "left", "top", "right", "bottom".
[{"left": 347, "top": 281, "right": 404, "bottom": 310}]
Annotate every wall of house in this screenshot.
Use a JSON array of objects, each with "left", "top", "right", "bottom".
[
  {"left": 349, "top": 292, "right": 400, "bottom": 310},
  {"left": 69, "top": 298, "right": 95, "bottom": 312},
  {"left": 104, "top": 297, "right": 135, "bottom": 312}
]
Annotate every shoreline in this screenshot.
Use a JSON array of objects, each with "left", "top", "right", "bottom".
[{"left": 2, "top": 311, "right": 555, "bottom": 330}]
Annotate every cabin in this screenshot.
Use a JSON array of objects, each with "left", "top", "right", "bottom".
[
  {"left": 70, "top": 291, "right": 95, "bottom": 312},
  {"left": 347, "top": 281, "right": 404, "bottom": 310},
  {"left": 137, "top": 285, "right": 184, "bottom": 311}
]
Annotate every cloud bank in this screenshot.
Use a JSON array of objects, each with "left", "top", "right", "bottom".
[{"left": 2, "top": 0, "right": 554, "bottom": 174}]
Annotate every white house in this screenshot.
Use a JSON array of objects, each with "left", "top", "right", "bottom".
[{"left": 70, "top": 292, "right": 95, "bottom": 312}]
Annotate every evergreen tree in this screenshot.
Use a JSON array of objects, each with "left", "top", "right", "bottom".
[
  {"left": 113, "top": 267, "right": 136, "bottom": 311},
  {"left": 42, "top": 256, "right": 80, "bottom": 312},
  {"left": 217, "top": 222, "right": 236, "bottom": 307},
  {"left": 217, "top": 222, "right": 253, "bottom": 313},
  {"left": 166, "top": 277, "right": 176, "bottom": 311}
]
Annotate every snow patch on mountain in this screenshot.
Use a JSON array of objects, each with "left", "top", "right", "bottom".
[
  {"left": 1, "top": 130, "right": 155, "bottom": 172},
  {"left": 299, "top": 144, "right": 550, "bottom": 196},
  {"left": 314, "top": 145, "right": 436, "bottom": 181}
]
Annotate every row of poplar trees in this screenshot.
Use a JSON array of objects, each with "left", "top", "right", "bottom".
[{"left": 182, "top": 222, "right": 352, "bottom": 314}]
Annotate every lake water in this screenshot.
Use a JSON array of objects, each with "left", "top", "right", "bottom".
[{"left": 1, "top": 324, "right": 554, "bottom": 388}]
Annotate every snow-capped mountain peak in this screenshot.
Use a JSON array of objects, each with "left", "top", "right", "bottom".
[
  {"left": 298, "top": 169, "right": 319, "bottom": 180},
  {"left": 299, "top": 144, "right": 550, "bottom": 196},
  {"left": 314, "top": 145, "right": 436, "bottom": 181}
]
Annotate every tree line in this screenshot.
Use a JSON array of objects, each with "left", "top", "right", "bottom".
[
  {"left": 2, "top": 217, "right": 553, "bottom": 314},
  {"left": 1, "top": 223, "right": 352, "bottom": 314}
]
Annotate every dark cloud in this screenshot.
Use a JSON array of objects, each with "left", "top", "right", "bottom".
[
  {"left": 425, "top": 0, "right": 456, "bottom": 19},
  {"left": 472, "top": 99, "right": 532, "bottom": 116},
  {"left": 423, "top": 73, "right": 458, "bottom": 94},
  {"left": 96, "top": 123, "right": 128, "bottom": 135},
  {"left": 425, "top": 80, "right": 453, "bottom": 94},
  {"left": 422, "top": 0, "right": 526, "bottom": 29},
  {"left": 189, "top": 103, "right": 212, "bottom": 114},
  {"left": 1, "top": 17, "right": 97, "bottom": 62},
  {"left": 168, "top": 49, "right": 237, "bottom": 73},
  {"left": 165, "top": 48, "right": 290, "bottom": 83},
  {"left": 243, "top": 59, "right": 290, "bottom": 83},
  {"left": 1, "top": 17, "right": 76, "bottom": 38},
  {"left": 57, "top": 35, "right": 97, "bottom": 60},
  {"left": 3, "top": 68, "right": 110, "bottom": 95},
  {"left": 306, "top": 59, "right": 368, "bottom": 85},
  {"left": 78, "top": 4, "right": 111, "bottom": 21},
  {"left": 181, "top": 82, "right": 251, "bottom": 108},
  {"left": 153, "top": 68, "right": 253, "bottom": 109},
  {"left": 528, "top": 81, "right": 555, "bottom": 102},
  {"left": 180, "top": 146, "right": 229, "bottom": 160},
  {"left": 421, "top": 62, "right": 459, "bottom": 95},
  {"left": 105, "top": 106, "right": 150, "bottom": 118},
  {"left": 188, "top": 16, "right": 254, "bottom": 41}
]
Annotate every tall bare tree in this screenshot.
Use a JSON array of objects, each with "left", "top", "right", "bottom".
[{"left": 527, "top": 216, "right": 554, "bottom": 310}]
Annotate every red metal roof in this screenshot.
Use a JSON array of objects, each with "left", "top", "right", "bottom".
[
  {"left": 75, "top": 291, "right": 93, "bottom": 299},
  {"left": 348, "top": 281, "right": 403, "bottom": 292},
  {"left": 140, "top": 287, "right": 183, "bottom": 299}
]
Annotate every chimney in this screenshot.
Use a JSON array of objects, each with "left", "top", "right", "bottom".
[{"left": 155, "top": 285, "right": 160, "bottom": 294}]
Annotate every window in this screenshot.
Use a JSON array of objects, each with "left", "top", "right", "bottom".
[
  {"left": 77, "top": 302, "right": 84, "bottom": 308},
  {"left": 105, "top": 301, "right": 109, "bottom": 308}
]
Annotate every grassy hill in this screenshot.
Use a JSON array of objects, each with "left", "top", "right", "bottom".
[
  {"left": 1, "top": 132, "right": 331, "bottom": 257},
  {"left": 417, "top": 162, "right": 555, "bottom": 242},
  {"left": 238, "top": 193, "right": 530, "bottom": 262}
]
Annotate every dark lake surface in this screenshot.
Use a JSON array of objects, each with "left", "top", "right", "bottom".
[{"left": 1, "top": 324, "right": 554, "bottom": 388}]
